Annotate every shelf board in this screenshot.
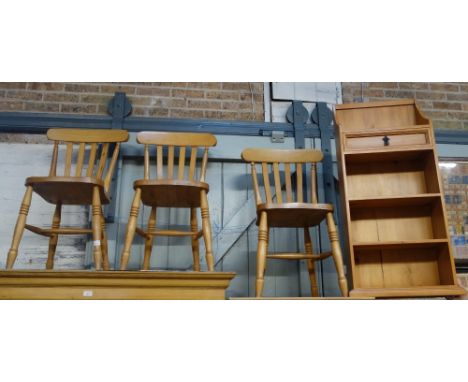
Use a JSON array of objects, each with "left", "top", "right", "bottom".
[
  {"left": 352, "top": 239, "right": 449, "bottom": 251},
  {"left": 350, "top": 285, "right": 466, "bottom": 298},
  {"left": 344, "top": 147, "right": 433, "bottom": 163},
  {"left": 349, "top": 194, "right": 441, "bottom": 208}
]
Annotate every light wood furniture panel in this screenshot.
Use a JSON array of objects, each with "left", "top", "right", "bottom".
[
  {"left": 241, "top": 148, "right": 348, "bottom": 298},
  {"left": 5, "top": 128, "right": 129, "bottom": 271},
  {"left": 336, "top": 99, "right": 465, "bottom": 298},
  {"left": 0, "top": 270, "right": 235, "bottom": 299},
  {"left": 119, "top": 132, "right": 217, "bottom": 271}
]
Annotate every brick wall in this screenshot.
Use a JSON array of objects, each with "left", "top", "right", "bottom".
[
  {"left": 0, "top": 82, "right": 264, "bottom": 121},
  {"left": 342, "top": 82, "right": 468, "bottom": 129}
]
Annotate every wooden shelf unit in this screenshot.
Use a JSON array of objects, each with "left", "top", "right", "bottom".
[{"left": 335, "top": 99, "right": 465, "bottom": 298}]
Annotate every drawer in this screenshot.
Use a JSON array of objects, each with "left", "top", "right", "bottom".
[{"left": 344, "top": 128, "right": 431, "bottom": 151}]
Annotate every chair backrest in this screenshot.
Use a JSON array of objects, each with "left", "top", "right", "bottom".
[
  {"left": 47, "top": 128, "right": 129, "bottom": 192},
  {"left": 241, "top": 148, "right": 323, "bottom": 205},
  {"left": 136, "top": 132, "right": 217, "bottom": 182}
]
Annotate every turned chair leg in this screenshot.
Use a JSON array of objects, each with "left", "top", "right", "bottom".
[
  {"left": 200, "top": 190, "right": 214, "bottom": 271},
  {"left": 91, "top": 186, "right": 103, "bottom": 271},
  {"left": 120, "top": 188, "right": 141, "bottom": 270},
  {"left": 255, "top": 211, "right": 269, "bottom": 298},
  {"left": 142, "top": 207, "right": 156, "bottom": 270},
  {"left": 304, "top": 227, "right": 319, "bottom": 297},
  {"left": 326, "top": 212, "right": 349, "bottom": 297},
  {"left": 100, "top": 210, "right": 110, "bottom": 271},
  {"left": 190, "top": 208, "right": 201, "bottom": 271},
  {"left": 46, "top": 203, "right": 62, "bottom": 270},
  {"left": 6, "top": 186, "right": 33, "bottom": 270}
]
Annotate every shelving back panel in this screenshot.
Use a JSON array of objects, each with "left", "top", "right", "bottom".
[{"left": 334, "top": 99, "right": 428, "bottom": 131}]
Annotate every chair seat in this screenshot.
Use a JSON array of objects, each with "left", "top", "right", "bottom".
[
  {"left": 134, "top": 179, "right": 210, "bottom": 208},
  {"left": 257, "top": 202, "right": 333, "bottom": 227},
  {"left": 26, "top": 176, "right": 109, "bottom": 205}
]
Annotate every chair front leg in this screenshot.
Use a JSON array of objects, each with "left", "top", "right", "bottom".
[
  {"left": 326, "top": 212, "right": 349, "bottom": 297},
  {"left": 142, "top": 207, "right": 156, "bottom": 270},
  {"left": 120, "top": 188, "right": 141, "bottom": 270},
  {"left": 255, "top": 211, "right": 269, "bottom": 298},
  {"left": 46, "top": 203, "right": 62, "bottom": 270},
  {"left": 190, "top": 208, "right": 200, "bottom": 271},
  {"left": 6, "top": 185, "right": 33, "bottom": 269},
  {"left": 91, "top": 187, "right": 103, "bottom": 270},
  {"left": 304, "top": 227, "right": 319, "bottom": 297},
  {"left": 100, "top": 210, "right": 110, "bottom": 271},
  {"left": 200, "top": 190, "right": 214, "bottom": 271}
]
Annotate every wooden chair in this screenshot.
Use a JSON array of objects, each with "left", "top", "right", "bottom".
[
  {"left": 5, "top": 128, "right": 129, "bottom": 271},
  {"left": 241, "top": 148, "right": 349, "bottom": 297},
  {"left": 119, "top": 132, "right": 217, "bottom": 271}
]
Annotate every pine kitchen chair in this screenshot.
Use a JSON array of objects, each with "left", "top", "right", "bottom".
[
  {"left": 241, "top": 148, "right": 349, "bottom": 297},
  {"left": 5, "top": 128, "right": 129, "bottom": 271},
  {"left": 119, "top": 132, "right": 217, "bottom": 271}
]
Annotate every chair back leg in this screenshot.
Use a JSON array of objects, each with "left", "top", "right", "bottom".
[
  {"left": 255, "top": 211, "right": 269, "bottom": 297},
  {"left": 200, "top": 190, "right": 214, "bottom": 271},
  {"left": 46, "top": 203, "right": 62, "bottom": 270},
  {"left": 100, "top": 211, "right": 110, "bottom": 270},
  {"left": 142, "top": 207, "right": 156, "bottom": 270},
  {"left": 190, "top": 208, "right": 201, "bottom": 271},
  {"left": 120, "top": 188, "right": 142, "bottom": 270},
  {"left": 6, "top": 185, "right": 33, "bottom": 269},
  {"left": 326, "top": 212, "right": 349, "bottom": 296},
  {"left": 91, "top": 186, "right": 103, "bottom": 270},
  {"left": 304, "top": 227, "right": 320, "bottom": 297}
]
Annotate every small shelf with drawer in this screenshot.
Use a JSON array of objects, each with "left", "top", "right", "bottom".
[{"left": 335, "top": 99, "right": 465, "bottom": 298}]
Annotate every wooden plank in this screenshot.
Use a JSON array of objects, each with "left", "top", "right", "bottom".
[{"left": 0, "top": 270, "right": 235, "bottom": 300}]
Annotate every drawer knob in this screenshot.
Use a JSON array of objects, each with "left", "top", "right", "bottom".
[{"left": 383, "top": 135, "right": 390, "bottom": 146}]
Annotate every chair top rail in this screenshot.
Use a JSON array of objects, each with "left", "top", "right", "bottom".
[
  {"left": 241, "top": 148, "right": 323, "bottom": 163},
  {"left": 137, "top": 131, "right": 217, "bottom": 147},
  {"left": 47, "top": 128, "right": 129, "bottom": 143}
]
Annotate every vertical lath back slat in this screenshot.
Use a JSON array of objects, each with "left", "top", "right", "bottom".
[
  {"left": 96, "top": 143, "right": 109, "bottom": 179},
  {"left": 64, "top": 142, "right": 73, "bottom": 176},
  {"left": 75, "top": 143, "right": 86, "bottom": 176},
  {"left": 200, "top": 148, "right": 208, "bottom": 182},
  {"left": 251, "top": 163, "right": 262, "bottom": 205},
  {"left": 311, "top": 164, "right": 317, "bottom": 204},
  {"left": 167, "top": 146, "right": 174, "bottom": 179},
  {"left": 156, "top": 145, "right": 163, "bottom": 179},
  {"left": 189, "top": 146, "right": 198, "bottom": 181},
  {"left": 284, "top": 162, "right": 293, "bottom": 203},
  {"left": 178, "top": 146, "right": 186, "bottom": 180},
  {"left": 49, "top": 141, "right": 59, "bottom": 176},
  {"left": 144, "top": 145, "right": 150, "bottom": 180},
  {"left": 261, "top": 162, "right": 272, "bottom": 203},
  {"left": 104, "top": 143, "right": 121, "bottom": 192},
  {"left": 86, "top": 143, "right": 97, "bottom": 177},
  {"left": 273, "top": 162, "right": 282, "bottom": 204},
  {"left": 296, "top": 163, "right": 303, "bottom": 203}
]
